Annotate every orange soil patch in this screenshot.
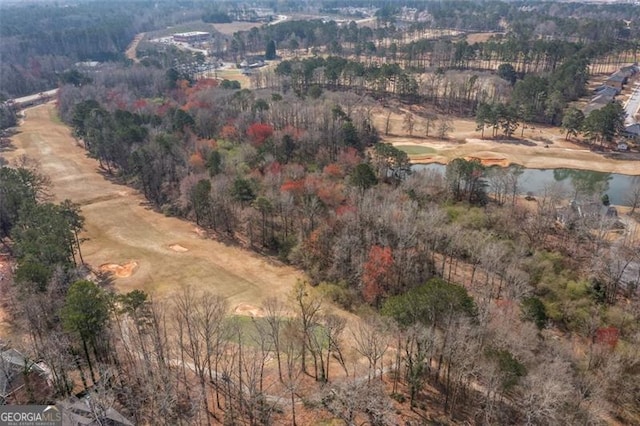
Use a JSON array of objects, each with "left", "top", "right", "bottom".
[
  {"left": 464, "top": 155, "right": 509, "bottom": 167},
  {"left": 169, "top": 244, "right": 189, "bottom": 252},
  {"left": 233, "top": 303, "right": 265, "bottom": 317},
  {"left": 99, "top": 261, "right": 138, "bottom": 278}
]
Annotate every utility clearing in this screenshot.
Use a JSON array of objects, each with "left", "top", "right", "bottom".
[{"left": 6, "top": 103, "right": 304, "bottom": 307}]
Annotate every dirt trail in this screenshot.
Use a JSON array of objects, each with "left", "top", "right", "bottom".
[
  {"left": 6, "top": 104, "right": 303, "bottom": 307},
  {"left": 125, "top": 33, "right": 145, "bottom": 63}
]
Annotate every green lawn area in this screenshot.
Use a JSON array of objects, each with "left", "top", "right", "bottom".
[
  {"left": 396, "top": 145, "right": 437, "bottom": 155},
  {"left": 229, "top": 315, "right": 329, "bottom": 348}
]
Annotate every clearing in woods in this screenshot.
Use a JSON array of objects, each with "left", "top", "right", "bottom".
[
  {"left": 6, "top": 103, "right": 303, "bottom": 308},
  {"left": 210, "top": 21, "right": 262, "bottom": 35}
]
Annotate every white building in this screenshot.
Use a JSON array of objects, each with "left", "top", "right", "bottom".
[{"left": 173, "top": 31, "right": 210, "bottom": 43}]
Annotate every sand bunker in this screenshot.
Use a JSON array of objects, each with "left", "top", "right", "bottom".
[
  {"left": 169, "top": 244, "right": 189, "bottom": 252},
  {"left": 464, "top": 156, "right": 510, "bottom": 167},
  {"left": 99, "top": 261, "right": 138, "bottom": 278},
  {"left": 234, "top": 303, "right": 265, "bottom": 317}
]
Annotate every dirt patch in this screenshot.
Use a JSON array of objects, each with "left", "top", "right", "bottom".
[
  {"left": 125, "top": 32, "right": 145, "bottom": 63},
  {"left": 464, "top": 155, "right": 509, "bottom": 167},
  {"left": 169, "top": 244, "right": 189, "bottom": 252},
  {"left": 233, "top": 303, "right": 265, "bottom": 317},
  {"left": 466, "top": 32, "right": 503, "bottom": 44},
  {"left": 99, "top": 261, "right": 138, "bottom": 278},
  {"left": 211, "top": 22, "right": 261, "bottom": 35}
]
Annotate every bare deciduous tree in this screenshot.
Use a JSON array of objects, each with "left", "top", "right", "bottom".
[{"left": 351, "top": 314, "right": 391, "bottom": 382}]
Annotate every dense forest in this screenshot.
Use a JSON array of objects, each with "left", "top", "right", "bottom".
[
  {"left": 0, "top": 1, "right": 206, "bottom": 99},
  {"left": 1, "top": 0, "right": 640, "bottom": 425}
]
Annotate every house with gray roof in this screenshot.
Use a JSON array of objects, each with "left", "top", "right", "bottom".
[
  {"left": 1, "top": 348, "right": 48, "bottom": 403},
  {"left": 594, "top": 85, "right": 620, "bottom": 97},
  {"left": 624, "top": 123, "right": 640, "bottom": 139},
  {"left": 606, "top": 73, "right": 627, "bottom": 90},
  {"left": 59, "top": 398, "right": 134, "bottom": 426}
]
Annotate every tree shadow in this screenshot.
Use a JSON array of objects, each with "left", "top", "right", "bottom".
[
  {"left": 0, "top": 137, "right": 16, "bottom": 152},
  {"left": 493, "top": 137, "right": 537, "bottom": 147},
  {"left": 93, "top": 268, "right": 116, "bottom": 291},
  {"left": 603, "top": 152, "right": 640, "bottom": 161}
]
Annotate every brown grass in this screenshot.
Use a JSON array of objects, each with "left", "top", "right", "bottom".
[
  {"left": 466, "top": 32, "right": 503, "bottom": 44},
  {"left": 99, "top": 261, "right": 139, "bottom": 278},
  {"left": 6, "top": 103, "right": 304, "bottom": 309},
  {"left": 211, "top": 22, "right": 261, "bottom": 35},
  {"left": 205, "top": 68, "right": 253, "bottom": 89}
]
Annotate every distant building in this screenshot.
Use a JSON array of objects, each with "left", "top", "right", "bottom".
[
  {"left": 240, "top": 56, "right": 266, "bottom": 69},
  {"left": 605, "top": 73, "right": 626, "bottom": 90},
  {"left": 624, "top": 123, "right": 640, "bottom": 139},
  {"left": 584, "top": 65, "right": 639, "bottom": 116},
  {"left": 594, "top": 85, "right": 620, "bottom": 97},
  {"left": 234, "top": 8, "right": 273, "bottom": 22},
  {"left": 74, "top": 61, "right": 100, "bottom": 69},
  {"left": 620, "top": 64, "right": 639, "bottom": 76},
  {"left": 556, "top": 201, "right": 620, "bottom": 231},
  {"left": 173, "top": 31, "right": 210, "bottom": 43}
]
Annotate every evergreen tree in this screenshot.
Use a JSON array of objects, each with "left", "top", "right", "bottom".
[{"left": 265, "top": 40, "right": 277, "bottom": 60}]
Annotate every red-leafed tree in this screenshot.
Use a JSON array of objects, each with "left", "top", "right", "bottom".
[
  {"left": 220, "top": 123, "right": 238, "bottom": 141},
  {"left": 336, "top": 147, "right": 361, "bottom": 172},
  {"left": 280, "top": 179, "right": 305, "bottom": 195},
  {"left": 188, "top": 78, "right": 218, "bottom": 95},
  {"left": 336, "top": 204, "right": 356, "bottom": 217},
  {"left": 188, "top": 152, "right": 205, "bottom": 171},
  {"left": 323, "top": 163, "right": 344, "bottom": 179},
  {"left": 595, "top": 327, "right": 619, "bottom": 349},
  {"left": 133, "top": 98, "right": 148, "bottom": 111},
  {"left": 265, "top": 161, "right": 283, "bottom": 176},
  {"left": 247, "top": 123, "right": 274, "bottom": 147},
  {"left": 362, "top": 245, "right": 395, "bottom": 305}
]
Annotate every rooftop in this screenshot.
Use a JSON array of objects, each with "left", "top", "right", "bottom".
[{"left": 173, "top": 31, "right": 209, "bottom": 37}]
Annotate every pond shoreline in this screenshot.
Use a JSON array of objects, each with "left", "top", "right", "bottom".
[
  {"left": 414, "top": 163, "right": 639, "bottom": 206},
  {"left": 409, "top": 155, "right": 640, "bottom": 177}
]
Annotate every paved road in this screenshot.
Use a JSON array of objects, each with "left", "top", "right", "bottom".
[
  {"left": 9, "top": 89, "right": 58, "bottom": 108},
  {"left": 625, "top": 82, "right": 640, "bottom": 126}
]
